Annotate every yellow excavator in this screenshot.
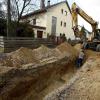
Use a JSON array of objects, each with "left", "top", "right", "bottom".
[{"left": 71, "top": 2, "right": 100, "bottom": 51}]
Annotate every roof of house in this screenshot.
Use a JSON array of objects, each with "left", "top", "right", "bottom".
[{"left": 21, "top": 1, "right": 71, "bottom": 19}]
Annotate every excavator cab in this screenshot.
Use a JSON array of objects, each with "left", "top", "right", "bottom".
[
  {"left": 83, "top": 29, "right": 100, "bottom": 51},
  {"left": 94, "top": 29, "right": 100, "bottom": 40}
]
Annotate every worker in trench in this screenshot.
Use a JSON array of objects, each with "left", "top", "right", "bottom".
[{"left": 76, "top": 49, "right": 85, "bottom": 68}]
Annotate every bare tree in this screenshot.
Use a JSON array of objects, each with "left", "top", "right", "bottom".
[
  {"left": 7, "top": 0, "right": 11, "bottom": 37},
  {"left": 2, "top": 0, "right": 38, "bottom": 22},
  {"left": 0, "top": 2, "right": 5, "bottom": 19},
  {"left": 10, "top": 0, "right": 38, "bottom": 24},
  {"left": 1, "top": 0, "right": 38, "bottom": 36}
]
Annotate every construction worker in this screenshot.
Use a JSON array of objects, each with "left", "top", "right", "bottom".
[{"left": 77, "top": 49, "right": 85, "bottom": 68}]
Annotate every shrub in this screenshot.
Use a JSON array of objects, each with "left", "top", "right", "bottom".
[
  {"left": 0, "top": 18, "right": 7, "bottom": 36},
  {"left": 16, "top": 23, "right": 34, "bottom": 37}
]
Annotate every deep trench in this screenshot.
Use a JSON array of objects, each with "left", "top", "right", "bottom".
[{"left": 0, "top": 60, "right": 77, "bottom": 100}]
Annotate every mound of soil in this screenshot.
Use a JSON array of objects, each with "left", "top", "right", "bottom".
[
  {"left": 0, "top": 42, "right": 78, "bottom": 68},
  {"left": 74, "top": 43, "right": 82, "bottom": 52},
  {"left": 57, "top": 42, "right": 78, "bottom": 59},
  {"left": 0, "top": 47, "right": 39, "bottom": 67}
]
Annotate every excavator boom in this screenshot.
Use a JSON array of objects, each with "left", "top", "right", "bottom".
[
  {"left": 71, "top": 2, "right": 100, "bottom": 51},
  {"left": 75, "top": 4, "right": 97, "bottom": 25},
  {"left": 71, "top": 2, "right": 98, "bottom": 34}
]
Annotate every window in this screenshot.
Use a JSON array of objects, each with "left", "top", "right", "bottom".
[
  {"left": 33, "top": 19, "right": 36, "bottom": 25},
  {"left": 51, "top": 16, "right": 57, "bottom": 35},
  {"left": 64, "top": 22, "right": 66, "bottom": 27},
  {"left": 61, "top": 21, "right": 63, "bottom": 26},
  {"left": 61, "top": 9, "right": 63, "bottom": 14},
  {"left": 65, "top": 11, "right": 67, "bottom": 15}
]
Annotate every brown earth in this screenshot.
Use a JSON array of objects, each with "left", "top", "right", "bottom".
[
  {"left": 0, "top": 42, "right": 78, "bottom": 68},
  {"left": 74, "top": 43, "right": 82, "bottom": 52},
  {"left": 0, "top": 47, "right": 39, "bottom": 67},
  {"left": 44, "top": 50, "right": 100, "bottom": 100},
  {"left": 0, "top": 42, "right": 78, "bottom": 100},
  {"left": 1, "top": 42, "right": 99, "bottom": 100},
  {"left": 57, "top": 42, "right": 78, "bottom": 57}
]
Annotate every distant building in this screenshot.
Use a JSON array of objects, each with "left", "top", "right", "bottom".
[{"left": 21, "top": 1, "right": 75, "bottom": 39}]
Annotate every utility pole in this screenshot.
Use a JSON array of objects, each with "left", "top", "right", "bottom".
[{"left": 7, "top": 0, "right": 11, "bottom": 37}]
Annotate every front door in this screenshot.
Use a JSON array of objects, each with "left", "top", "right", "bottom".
[{"left": 37, "top": 31, "right": 43, "bottom": 38}]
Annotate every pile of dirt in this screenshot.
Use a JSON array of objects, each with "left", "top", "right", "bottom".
[
  {"left": 0, "top": 42, "right": 78, "bottom": 68},
  {"left": 33, "top": 45, "right": 61, "bottom": 60},
  {"left": 0, "top": 47, "right": 39, "bottom": 67},
  {"left": 57, "top": 42, "right": 78, "bottom": 59},
  {"left": 74, "top": 43, "right": 82, "bottom": 52}
]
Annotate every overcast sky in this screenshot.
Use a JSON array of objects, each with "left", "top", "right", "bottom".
[{"left": 67, "top": 0, "right": 100, "bottom": 31}]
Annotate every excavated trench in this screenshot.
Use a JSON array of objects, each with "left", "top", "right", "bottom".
[
  {"left": 44, "top": 50, "right": 100, "bottom": 100},
  {"left": 0, "top": 42, "right": 78, "bottom": 100},
  {"left": 0, "top": 58, "right": 77, "bottom": 100}
]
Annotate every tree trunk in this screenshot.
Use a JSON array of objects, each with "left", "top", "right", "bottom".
[{"left": 7, "top": 0, "right": 11, "bottom": 37}]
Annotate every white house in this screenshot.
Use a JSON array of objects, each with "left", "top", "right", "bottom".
[{"left": 21, "top": 1, "right": 75, "bottom": 39}]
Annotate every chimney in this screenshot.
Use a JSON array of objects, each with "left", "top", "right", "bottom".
[
  {"left": 40, "top": 0, "right": 45, "bottom": 9},
  {"left": 47, "top": 0, "right": 50, "bottom": 7}
]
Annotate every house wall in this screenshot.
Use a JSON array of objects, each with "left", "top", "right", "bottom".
[
  {"left": 22, "top": 13, "right": 47, "bottom": 27},
  {"left": 29, "top": 13, "right": 47, "bottom": 27},
  {"left": 21, "top": 2, "right": 75, "bottom": 39},
  {"left": 22, "top": 13, "right": 47, "bottom": 38},
  {"left": 46, "top": 2, "right": 75, "bottom": 39}
]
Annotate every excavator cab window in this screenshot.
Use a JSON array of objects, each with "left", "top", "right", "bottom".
[{"left": 94, "top": 29, "right": 100, "bottom": 40}]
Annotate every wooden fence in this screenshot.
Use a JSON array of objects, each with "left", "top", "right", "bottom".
[{"left": 0, "top": 36, "right": 56, "bottom": 53}]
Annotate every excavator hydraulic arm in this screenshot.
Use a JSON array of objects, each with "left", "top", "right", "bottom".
[{"left": 71, "top": 2, "right": 98, "bottom": 36}]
